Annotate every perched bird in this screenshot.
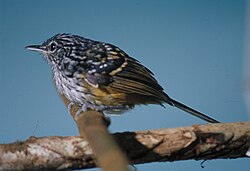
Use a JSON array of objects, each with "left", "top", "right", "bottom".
[{"left": 26, "top": 33, "right": 219, "bottom": 123}]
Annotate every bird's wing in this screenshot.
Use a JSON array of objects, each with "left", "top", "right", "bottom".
[
  {"left": 109, "top": 56, "right": 170, "bottom": 104},
  {"left": 78, "top": 43, "right": 169, "bottom": 104}
]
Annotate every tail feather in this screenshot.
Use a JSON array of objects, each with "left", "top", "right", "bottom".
[{"left": 167, "top": 97, "right": 220, "bottom": 123}]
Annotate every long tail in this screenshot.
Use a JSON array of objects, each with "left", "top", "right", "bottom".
[{"left": 167, "top": 97, "right": 220, "bottom": 123}]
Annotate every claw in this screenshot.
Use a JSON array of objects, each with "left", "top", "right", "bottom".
[
  {"left": 75, "top": 108, "right": 84, "bottom": 119},
  {"left": 67, "top": 102, "right": 75, "bottom": 113}
]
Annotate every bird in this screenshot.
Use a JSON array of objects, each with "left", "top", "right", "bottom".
[{"left": 26, "top": 33, "right": 219, "bottom": 123}]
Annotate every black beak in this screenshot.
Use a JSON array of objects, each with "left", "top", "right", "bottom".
[{"left": 25, "top": 45, "right": 46, "bottom": 52}]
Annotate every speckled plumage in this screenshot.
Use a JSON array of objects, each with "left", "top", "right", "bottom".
[{"left": 26, "top": 33, "right": 219, "bottom": 123}]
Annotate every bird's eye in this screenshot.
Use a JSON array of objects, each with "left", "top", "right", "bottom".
[{"left": 49, "top": 42, "right": 57, "bottom": 52}]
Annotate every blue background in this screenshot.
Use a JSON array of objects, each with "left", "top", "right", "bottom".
[{"left": 0, "top": 0, "right": 249, "bottom": 170}]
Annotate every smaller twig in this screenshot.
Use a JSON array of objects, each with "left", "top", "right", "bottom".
[
  {"left": 74, "top": 110, "right": 130, "bottom": 171},
  {"left": 61, "top": 94, "right": 130, "bottom": 171}
]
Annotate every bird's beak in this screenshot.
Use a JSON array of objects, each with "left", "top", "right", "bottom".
[{"left": 25, "top": 45, "right": 46, "bottom": 53}]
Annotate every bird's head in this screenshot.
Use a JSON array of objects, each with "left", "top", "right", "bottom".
[{"left": 26, "top": 33, "right": 88, "bottom": 66}]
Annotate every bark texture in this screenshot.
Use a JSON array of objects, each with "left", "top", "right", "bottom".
[{"left": 0, "top": 122, "right": 249, "bottom": 171}]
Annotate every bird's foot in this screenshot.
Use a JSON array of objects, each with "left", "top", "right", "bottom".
[
  {"left": 67, "top": 102, "right": 75, "bottom": 114},
  {"left": 75, "top": 103, "right": 130, "bottom": 117}
]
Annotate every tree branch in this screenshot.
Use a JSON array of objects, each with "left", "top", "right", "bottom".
[{"left": 0, "top": 122, "right": 249, "bottom": 171}]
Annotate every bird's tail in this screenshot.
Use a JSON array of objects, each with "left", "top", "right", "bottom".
[{"left": 167, "top": 97, "right": 220, "bottom": 123}]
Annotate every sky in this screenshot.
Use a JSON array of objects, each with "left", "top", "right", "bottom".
[{"left": 0, "top": 0, "right": 249, "bottom": 171}]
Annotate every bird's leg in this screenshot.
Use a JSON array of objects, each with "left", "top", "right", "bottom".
[
  {"left": 72, "top": 102, "right": 132, "bottom": 120},
  {"left": 81, "top": 103, "right": 107, "bottom": 112},
  {"left": 74, "top": 103, "right": 131, "bottom": 119},
  {"left": 74, "top": 103, "right": 100, "bottom": 118},
  {"left": 77, "top": 103, "right": 130, "bottom": 115}
]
